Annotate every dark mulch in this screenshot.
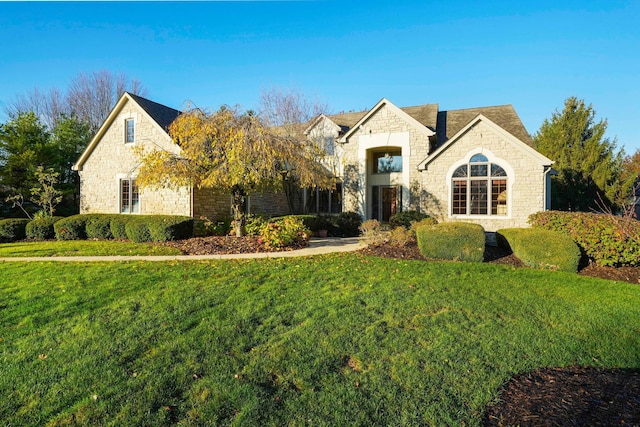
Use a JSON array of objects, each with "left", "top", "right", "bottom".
[
  {"left": 159, "top": 235, "right": 308, "bottom": 255},
  {"left": 160, "top": 236, "right": 640, "bottom": 426},
  {"left": 483, "top": 367, "right": 640, "bottom": 427}
]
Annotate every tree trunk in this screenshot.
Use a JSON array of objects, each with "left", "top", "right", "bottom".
[{"left": 231, "top": 186, "right": 246, "bottom": 237}]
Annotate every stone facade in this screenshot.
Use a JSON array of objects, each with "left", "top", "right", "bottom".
[
  {"left": 420, "top": 120, "right": 550, "bottom": 231},
  {"left": 76, "top": 96, "right": 192, "bottom": 216}
]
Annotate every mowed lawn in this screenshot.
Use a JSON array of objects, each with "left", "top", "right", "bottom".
[{"left": 1, "top": 254, "right": 639, "bottom": 426}]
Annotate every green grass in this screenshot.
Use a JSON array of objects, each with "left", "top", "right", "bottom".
[
  {"left": 0, "top": 240, "right": 182, "bottom": 257},
  {"left": 1, "top": 254, "right": 639, "bottom": 426}
]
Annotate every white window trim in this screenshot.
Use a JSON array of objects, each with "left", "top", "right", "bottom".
[{"left": 446, "top": 148, "right": 514, "bottom": 220}]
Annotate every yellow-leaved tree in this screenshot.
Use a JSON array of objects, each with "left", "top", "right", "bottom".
[{"left": 136, "top": 106, "right": 334, "bottom": 236}]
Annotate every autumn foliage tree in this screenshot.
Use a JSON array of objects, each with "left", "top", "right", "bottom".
[{"left": 136, "top": 106, "right": 334, "bottom": 236}]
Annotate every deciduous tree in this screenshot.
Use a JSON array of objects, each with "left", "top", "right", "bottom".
[
  {"left": 136, "top": 106, "right": 334, "bottom": 236},
  {"left": 258, "top": 85, "right": 333, "bottom": 213},
  {"left": 534, "top": 97, "right": 623, "bottom": 211}
]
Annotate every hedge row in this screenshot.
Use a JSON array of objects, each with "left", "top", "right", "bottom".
[
  {"left": 529, "top": 211, "right": 640, "bottom": 267},
  {"left": 416, "top": 222, "right": 485, "bottom": 262},
  {"left": 0, "top": 218, "right": 31, "bottom": 243},
  {"left": 496, "top": 228, "right": 581, "bottom": 273},
  {"left": 53, "top": 214, "right": 194, "bottom": 243}
]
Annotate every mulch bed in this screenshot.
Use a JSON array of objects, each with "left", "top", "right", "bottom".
[{"left": 160, "top": 235, "right": 640, "bottom": 426}]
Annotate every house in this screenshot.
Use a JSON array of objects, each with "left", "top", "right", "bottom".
[
  {"left": 74, "top": 93, "right": 554, "bottom": 232},
  {"left": 72, "top": 92, "right": 290, "bottom": 220}
]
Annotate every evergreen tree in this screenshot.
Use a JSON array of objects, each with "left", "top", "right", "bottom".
[{"left": 534, "top": 97, "right": 623, "bottom": 211}]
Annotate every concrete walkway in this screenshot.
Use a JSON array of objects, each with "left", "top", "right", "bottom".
[{"left": 0, "top": 237, "right": 366, "bottom": 262}]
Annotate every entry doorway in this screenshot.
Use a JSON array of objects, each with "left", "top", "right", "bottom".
[{"left": 371, "top": 185, "right": 400, "bottom": 222}]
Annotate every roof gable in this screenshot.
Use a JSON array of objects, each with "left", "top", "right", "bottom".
[
  {"left": 338, "top": 98, "right": 436, "bottom": 142},
  {"left": 73, "top": 93, "right": 180, "bottom": 171},
  {"left": 435, "top": 105, "right": 533, "bottom": 147},
  {"left": 419, "top": 114, "right": 552, "bottom": 169}
]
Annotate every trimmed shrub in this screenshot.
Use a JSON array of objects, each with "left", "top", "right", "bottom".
[
  {"left": 416, "top": 222, "right": 485, "bottom": 262},
  {"left": 389, "top": 210, "right": 429, "bottom": 229},
  {"left": 0, "top": 218, "right": 30, "bottom": 242},
  {"left": 333, "top": 211, "right": 362, "bottom": 237},
  {"left": 148, "top": 216, "right": 194, "bottom": 242},
  {"left": 497, "top": 228, "right": 581, "bottom": 273},
  {"left": 26, "top": 216, "right": 62, "bottom": 240},
  {"left": 110, "top": 216, "right": 129, "bottom": 240},
  {"left": 125, "top": 217, "right": 151, "bottom": 243},
  {"left": 529, "top": 211, "right": 640, "bottom": 267},
  {"left": 54, "top": 215, "right": 89, "bottom": 240},
  {"left": 86, "top": 214, "right": 115, "bottom": 240},
  {"left": 260, "top": 216, "right": 310, "bottom": 248}
]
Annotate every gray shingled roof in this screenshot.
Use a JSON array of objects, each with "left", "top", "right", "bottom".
[
  {"left": 127, "top": 92, "right": 181, "bottom": 131},
  {"left": 436, "top": 105, "right": 533, "bottom": 147},
  {"left": 327, "top": 104, "right": 439, "bottom": 134}
]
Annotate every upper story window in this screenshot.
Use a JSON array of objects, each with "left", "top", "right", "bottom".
[
  {"left": 125, "top": 119, "right": 135, "bottom": 143},
  {"left": 451, "top": 154, "right": 508, "bottom": 216},
  {"left": 373, "top": 150, "right": 402, "bottom": 173}
]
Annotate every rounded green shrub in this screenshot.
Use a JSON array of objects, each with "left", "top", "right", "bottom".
[
  {"left": 54, "top": 215, "right": 89, "bottom": 240},
  {"left": 0, "top": 218, "right": 30, "bottom": 242},
  {"left": 416, "top": 222, "right": 485, "bottom": 262},
  {"left": 389, "top": 210, "right": 429, "bottom": 229},
  {"left": 110, "top": 216, "right": 129, "bottom": 240},
  {"left": 147, "top": 215, "right": 194, "bottom": 242},
  {"left": 86, "top": 214, "right": 115, "bottom": 240},
  {"left": 125, "top": 217, "right": 151, "bottom": 243},
  {"left": 496, "top": 228, "right": 581, "bottom": 273},
  {"left": 26, "top": 216, "right": 62, "bottom": 240}
]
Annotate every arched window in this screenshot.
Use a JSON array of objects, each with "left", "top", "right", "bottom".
[{"left": 452, "top": 154, "right": 507, "bottom": 216}]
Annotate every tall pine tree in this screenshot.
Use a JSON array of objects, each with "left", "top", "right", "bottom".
[{"left": 534, "top": 97, "right": 623, "bottom": 211}]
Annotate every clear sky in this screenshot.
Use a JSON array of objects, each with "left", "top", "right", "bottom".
[{"left": 1, "top": 0, "right": 639, "bottom": 152}]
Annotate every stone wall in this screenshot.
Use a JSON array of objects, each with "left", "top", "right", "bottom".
[{"left": 78, "top": 98, "right": 191, "bottom": 216}]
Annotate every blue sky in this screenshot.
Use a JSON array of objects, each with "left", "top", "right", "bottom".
[{"left": 1, "top": 0, "right": 639, "bottom": 152}]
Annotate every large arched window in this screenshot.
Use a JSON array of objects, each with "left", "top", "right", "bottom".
[{"left": 452, "top": 154, "right": 507, "bottom": 216}]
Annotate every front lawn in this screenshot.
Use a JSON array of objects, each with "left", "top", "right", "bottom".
[
  {"left": 1, "top": 254, "right": 639, "bottom": 425},
  {"left": 0, "top": 240, "right": 182, "bottom": 257}
]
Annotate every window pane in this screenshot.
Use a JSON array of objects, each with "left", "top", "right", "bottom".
[
  {"left": 131, "top": 181, "right": 140, "bottom": 213},
  {"left": 371, "top": 186, "right": 379, "bottom": 220},
  {"left": 306, "top": 188, "right": 317, "bottom": 213},
  {"left": 452, "top": 180, "right": 467, "bottom": 214},
  {"left": 470, "top": 164, "right": 488, "bottom": 177},
  {"left": 491, "top": 164, "right": 506, "bottom": 177},
  {"left": 318, "top": 189, "right": 330, "bottom": 213},
  {"left": 470, "top": 180, "right": 488, "bottom": 214},
  {"left": 373, "top": 151, "right": 402, "bottom": 173},
  {"left": 121, "top": 180, "right": 130, "bottom": 213},
  {"left": 491, "top": 179, "right": 507, "bottom": 215},
  {"left": 453, "top": 165, "right": 468, "bottom": 178},
  {"left": 470, "top": 154, "right": 488, "bottom": 162},
  {"left": 330, "top": 183, "right": 342, "bottom": 214},
  {"left": 126, "top": 120, "right": 134, "bottom": 143}
]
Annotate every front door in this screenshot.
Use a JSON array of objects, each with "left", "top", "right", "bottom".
[{"left": 381, "top": 186, "right": 398, "bottom": 222}]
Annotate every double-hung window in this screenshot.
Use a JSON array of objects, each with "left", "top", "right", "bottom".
[
  {"left": 120, "top": 179, "right": 140, "bottom": 213},
  {"left": 125, "top": 119, "right": 135, "bottom": 143},
  {"left": 452, "top": 154, "right": 507, "bottom": 216}
]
